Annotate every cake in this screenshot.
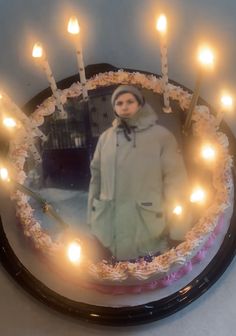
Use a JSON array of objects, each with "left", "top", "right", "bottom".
[{"left": 3, "top": 65, "right": 233, "bottom": 295}]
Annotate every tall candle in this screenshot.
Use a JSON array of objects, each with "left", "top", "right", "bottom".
[
  {"left": 0, "top": 91, "right": 46, "bottom": 141},
  {"left": 67, "top": 16, "right": 88, "bottom": 101},
  {"left": 183, "top": 47, "right": 214, "bottom": 133},
  {"left": 32, "top": 42, "right": 67, "bottom": 119},
  {"left": 156, "top": 14, "right": 171, "bottom": 113},
  {"left": 217, "top": 94, "right": 233, "bottom": 125},
  {"left": 183, "top": 71, "right": 203, "bottom": 132},
  {"left": 0, "top": 93, "right": 44, "bottom": 164}
]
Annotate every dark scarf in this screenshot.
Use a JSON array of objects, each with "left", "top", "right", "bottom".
[
  {"left": 114, "top": 103, "right": 158, "bottom": 143},
  {"left": 118, "top": 119, "right": 132, "bottom": 141}
]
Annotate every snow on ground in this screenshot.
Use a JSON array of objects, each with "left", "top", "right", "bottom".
[{"left": 29, "top": 188, "right": 89, "bottom": 238}]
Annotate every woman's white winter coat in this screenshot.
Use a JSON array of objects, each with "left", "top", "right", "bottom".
[{"left": 88, "top": 103, "right": 191, "bottom": 260}]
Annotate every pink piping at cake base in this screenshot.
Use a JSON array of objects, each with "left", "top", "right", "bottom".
[{"left": 85, "top": 214, "right": 225, "bottom": 295}]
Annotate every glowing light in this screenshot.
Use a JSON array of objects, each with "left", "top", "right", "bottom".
[
  {"left": 0, "top": 93, "right": 2, "bottom": 99},
  {"left": 201, "top": 145, "right": 216, "bottom": 161},
  {"left": 221, "top": 94, "right": 233, "bottom": 109},
  {"left": 198, "top": 47, "right": 214, "bottom": 67},
  {"left": 67, "top": 16, "right": 80, "bottom": 35},
  {"left": 3, "top": 117, "right": 16, "bottom": 128},
  {"left": 156, "top": 14, "right": 167, "bottom": 33},
  {"left": 32, "top": 42, "right": 43, "bottom": 58},
  {"left": 0, "top": 167, "right": 9, "bottom": 181},
  {"left": 67, "top": 240, "right": 81, "bottom": 263},
  {"left": 173, "top": 205, "right": 183, "bottom": 216},
  {"left": 190, "top": 188, "right": 206, "bottom": 203}
]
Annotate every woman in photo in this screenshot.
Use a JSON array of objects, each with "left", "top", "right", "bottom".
[{"left": 87, "top": 85, "right": 191, "bottom": 261}]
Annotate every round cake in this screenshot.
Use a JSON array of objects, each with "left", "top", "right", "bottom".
[{"left": 3, "top": 65, "right": 233, "bottom": 295}]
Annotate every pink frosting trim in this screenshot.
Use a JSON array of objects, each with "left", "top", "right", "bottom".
[{"left": 85, "top": 214, "right": 225, "bottom": 295}]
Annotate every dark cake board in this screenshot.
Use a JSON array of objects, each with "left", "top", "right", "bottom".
[{"left": 0, "top": 187, "right": 232, "bottom": 307}]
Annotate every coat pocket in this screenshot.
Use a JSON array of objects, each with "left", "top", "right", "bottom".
[
  {"left": 136, "top": 201, "right": 166, "bottom": 238},
  {"left": 90, "top": 198, "right": 113, "bottom": 248}
]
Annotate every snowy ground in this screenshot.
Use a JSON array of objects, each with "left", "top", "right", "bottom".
[{"left": 29, "top": 187, "right": 89, "bottom": 239}]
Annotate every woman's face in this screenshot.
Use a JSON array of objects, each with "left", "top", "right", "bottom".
[{"left": 114, "top": 93, "right": 140, "bottom": 119}]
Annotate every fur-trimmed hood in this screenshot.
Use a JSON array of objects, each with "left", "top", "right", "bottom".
[{"left": 112, "top": 102, "right": 158, "bottom": 132}]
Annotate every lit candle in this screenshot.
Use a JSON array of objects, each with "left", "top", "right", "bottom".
[
  {"left": 201, "top": 144, "right": 216, "bottom": 161},
  {"left": 173, "top": 205, "right": 183, "bottom": 216},
  {"left": 184, "top": 46, "right": 214, "bottom": 133},
  {"left": 67, "top": 240, "right": 82, "bottom": 263},
  {"left": 32, "top": 42, "right": 67, "bottom": 119},
  {"left": 0, "top": 93, "right": 43, "bottom": 164},
  {"left": 156, "top": 14, "right": 171, "bottom": 113},
  {"left": 3, "top": 117, "right": 17, "bottom": 128},
  {"left": 67, "top": 16, "right": 88, "bottom": 101},
  {"left": 0, "top": 91, "right": 46, "bottom": 141},
  {"left": 0, "top": 167, "right": 10, "bottom": 182},
  {"left": 217, "top": 94, "right": 233, "bottom": 125},
  {"left": 190, "top": 187, "right": 206, "bottom": 204}
]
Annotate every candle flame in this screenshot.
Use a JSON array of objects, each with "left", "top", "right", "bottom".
[
  {"left": 173, "top": 205, "right": 183, "bottom": 216},
  {"left": 156, "top": 14, "right": 167, "bottom": 33},
  {"left": 0, "top": 167, "right": 9, "bottom": 181},
  {"left": 198, "top": 47, "right": 214, "bottom": 67},
  {"left": 32, "top": 42, "right": 43, "bottom": 58},
  {"left": 67, "top": 240, "right": 81, "bottom": 263},
  {"left": 67, "top": 16, "right": 80, "bottom": 35},
  {"left": 221, "top": 94, "right": 233, "bottom": 109},
  {"left": 190, "top": 188, "right": 206, "bottom": 203},
  {"left": 201, "top": 145, "right": 216, "bottom": 161},
  {"left": 3, "top": 117, "right": 17, "bottom": 128}
]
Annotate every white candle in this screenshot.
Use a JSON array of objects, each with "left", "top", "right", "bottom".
[
  {"left": 201, "top": 144, "right": 216, "bottom": 161},
  {"left": 190, "top": 187, "right": 206, "bottom": 204},
  {"left": 183, "top": 70, "right": 203, "bottom": 132},
  {"left": 3, "top": 117, "right": 17, "bottom": 128},
  {"left": 32, "top": 42, "right": 67, "bottom": 119},
  {"left": 183, "top": 46, "right": 214, "bottom": 133},
  {"left": 0, "top": 92, "right": 45, "bottom": 165},
  {"left": 67, "top": 240, "right": 82, "bottom": 264},
  {"left": 217, "top": 94, "right": 233, "bottom": 125},
  {"left": 156, "top": 14, "right": 171, "bottom": 113},
  {"left": 67, "top": 16, "right": 88, "bottom": 101},
  {"left": 0, "top": 91, "right": 46, "bottom": 141}
]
